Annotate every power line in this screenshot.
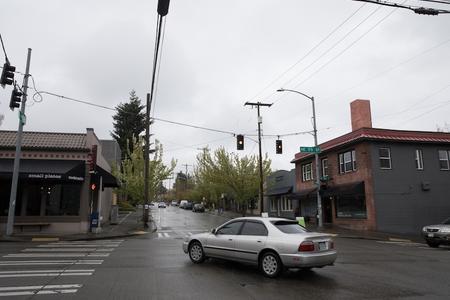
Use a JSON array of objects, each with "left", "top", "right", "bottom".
[
  {"left": 291, "top": 2, "right": 402, "bottom": 91},
  {"left": 246, "top": 2, "right": 367, "bottom": 103}
]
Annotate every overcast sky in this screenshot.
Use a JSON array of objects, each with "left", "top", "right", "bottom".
[{"left": 1, "top": 0, "right": 449, "bottom": 179}]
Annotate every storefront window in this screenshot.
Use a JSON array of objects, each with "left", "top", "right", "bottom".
[
  {"left": 45, "top": 184, "right": 81, "bottom": 216},
  {"left": 335, "top": 195, "right": 366, "bottom": 219}
]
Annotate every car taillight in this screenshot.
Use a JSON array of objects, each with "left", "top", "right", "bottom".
[{"left": 298, "top": 241, "right": 315, "bottom": 252}]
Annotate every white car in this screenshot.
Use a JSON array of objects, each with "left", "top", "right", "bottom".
[
  {"left": 158, "top": 202, "right": 166, "bottom": 208},
  {"left": 183, "top": 217, "right": 337, "bottom": 278}
]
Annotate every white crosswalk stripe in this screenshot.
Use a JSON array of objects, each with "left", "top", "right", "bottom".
[
  {"left": 155, "top": 229, "right": 207, "bottom": 239},
  {"left": 0, "top": 239, "right": 123, "bottom": 297}
]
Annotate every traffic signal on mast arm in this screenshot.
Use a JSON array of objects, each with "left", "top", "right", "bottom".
[
  {"left": 276, "top": 139, "right": 283, "bottom": 154},
  {"left": 1, "top": 62, "right": 15, "bottom": 88},
  {"left": 237, "top": 134, "right": 244, "bottom": 150},
  {"left": 9, "top": 87, "right": 22, "bottom": 110}
]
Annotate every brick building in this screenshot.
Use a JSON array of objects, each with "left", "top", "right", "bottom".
[{"left": 292, "top": 100, "right": 450, "bottom": 234}]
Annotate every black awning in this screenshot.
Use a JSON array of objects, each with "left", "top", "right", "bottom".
[
  {"left": 288, "top": 188, "right": 317, "bottom": 200},
  {"left": 0, "top": 159, "right": 85, "bottom": 182},
  {"left": 266, "top": 186, "right": 292, "bottom": 196},
  {"left": 91, "top": 166, "right": 120, "bottom": 188},
  {"left": 322, "top": 181, "right": 365, "bottom": 197}
]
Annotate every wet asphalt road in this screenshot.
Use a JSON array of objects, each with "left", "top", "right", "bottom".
[{"left": 0, "top": 206, "right": 449, "bottom": 299}]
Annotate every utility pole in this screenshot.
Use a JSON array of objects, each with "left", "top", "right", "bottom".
[
  {"left": 6, "top": 48, "right": 32, "bottom": 236},
  {"left": 143, "top": 93, "right": 152, "bottom": 228},
  {"left": 181, "top": 164, "right": 191, "bottom": 191},
  {"left": 244, "top": 101, "right": 272, "bottom": 214}
]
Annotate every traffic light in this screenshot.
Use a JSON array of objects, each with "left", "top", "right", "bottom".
[
  {"left": 90, "top": 183, "right": 97, "bottom": 191},
  {"left": 9, "top": 87, "right": 22, "bottom": 110},
  {"left": 1, "top": 62, "right": 16, "bottom": 88},
  {"left": 276, "top": 139, "right": 282, "bottom": 154},
  {"left": 237, "top": 134, "right": 244, "bottom": 150},
  {"left": 157, "top": 0, "right": 170, "bottom": 16}
]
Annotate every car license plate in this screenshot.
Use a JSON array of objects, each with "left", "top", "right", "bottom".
[
  {"left": 318, "top": 242, "right": 327, "bottom": 251},
  {"left": 428, "top": 233, "right": 434, "bottom": 237}
]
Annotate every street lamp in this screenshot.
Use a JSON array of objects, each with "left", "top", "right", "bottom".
[{"left": 277, "top": 88, "right": 323, "bottom": 228}]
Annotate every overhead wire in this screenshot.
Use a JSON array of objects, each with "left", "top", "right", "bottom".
[
  {"left": 0, "top": 33, "right": 10, "bottom": 63},
  {"left": 246, "top": 2, "right": 367, "bottom": 103}
]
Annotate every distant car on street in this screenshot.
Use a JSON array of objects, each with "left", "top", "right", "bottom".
[
  {"left": 422, "top": 217, "right": 450, "bottom": 248},
  {"left": 183, "top": 217, "right": 337, "bottom": 278},
  {"left": 171, "top": 200, "right": 179, "bottom": 206},
  {"left": 192, "top": 203, "right": 205, "bottom": 213},
  {"left": 179, "top": 200, "right": 188, "bottom": 209},
  {"left": 185, "top": 202, "right": 194, "bottom": 210},
  {"left": 158, "top": 202, "right": 167, "bottom": 208}
]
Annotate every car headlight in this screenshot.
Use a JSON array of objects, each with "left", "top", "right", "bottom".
[
  {"left": 440, "top": 228, "right": 450, "bottom": 233},
  {"left": 422, "top": 227, "right": 428, "bottom": 232}
]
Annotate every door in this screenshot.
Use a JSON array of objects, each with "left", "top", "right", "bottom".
[
  {"left": 205, "top": 221, "right": 244, "bottom": 259},
  {"left": 323, "top": 197, "right": 333, "bottom": 224},
  {"left": 232, "top": 221, "right": 268, "bottom": 263}
]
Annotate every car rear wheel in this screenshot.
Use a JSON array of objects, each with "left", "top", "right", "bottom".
[
  {"left": 189, "top": 241, "right": 205, "bottom": 263},
  {"left": 426, "top": 241, "right": 440, "bottom": 248},
  {"left": 260, "top": 251, "right": 282, "bottom": 278}
]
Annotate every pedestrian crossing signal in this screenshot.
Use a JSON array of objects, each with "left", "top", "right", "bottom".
[
  {"left": 276, "top": 140, "right": 282, "bottom": 154},
  {"left": 90, "top": 183, "right": 97, "bottom": 191},
  {"left": 237, "top": 134, "right": 244, "bottom": 150}
]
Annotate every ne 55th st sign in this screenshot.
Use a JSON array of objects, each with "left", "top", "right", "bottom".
[{"left": 300, "top": 146, "right": 320, "bottom": 153}]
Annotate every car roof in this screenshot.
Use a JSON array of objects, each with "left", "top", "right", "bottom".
[{"left": 231, "top": 217, "right": 293, "bottom": 222}]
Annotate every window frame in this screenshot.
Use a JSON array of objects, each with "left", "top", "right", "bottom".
[
  {"left": 301, "top": 162, "right": 313, "bottom": 181},
  {"left": 438, "top": 150, "right": 450, "bottom": 170},
  {"left": 379, "top": 147, "right": 392, "bottom": 170},
  {"left": 216, "top": 221, "right": 244, "bottom": 235},
  {"left": 338, "top": 150, "right": 356, "bottom": 174},
  {"left": 280, "top": 196, "right": 292, "bottom": 211},
  {"left": 321, "top": 158, "right": 329, "bottom": 178},
  {"left": 415, "top": 149, "right": 424, "bottom": 170}
]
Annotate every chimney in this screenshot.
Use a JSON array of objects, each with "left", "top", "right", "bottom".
[{"left": 350, "top": 99, "right": 372, "bottom": 131}]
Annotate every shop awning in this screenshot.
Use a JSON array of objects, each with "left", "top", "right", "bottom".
[
  {"left": 91, "top": 166, "right": 120, "bottom": 188},
  {"left": 288, "top": 188, "right": 316, "bottom": 200},
  {"left": 322, "top": 181, "right": 365, "bottom": 197},
  {"left": 266, "top": 186, "right": 292, "bottom": 196},
  {"left": 0, "top": 159, "right": 85, "bottom": 182}
]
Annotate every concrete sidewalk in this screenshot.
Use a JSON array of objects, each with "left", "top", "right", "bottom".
[
  {"left": 206, "top": 209, "right": 424, "bottom": 244},
  {"left": 0, "top": 209, "right": 156, "bottom": 243}
]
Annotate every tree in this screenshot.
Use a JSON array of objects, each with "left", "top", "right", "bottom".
[
  {"left": 111, "top": 90, "right": 146, "bottom": 159},
  {"left": 114, "top": 137, "right": 176, "bottom": 205},
  {"left": 194, "top": 147, "right": 271, "bottom": 215}
]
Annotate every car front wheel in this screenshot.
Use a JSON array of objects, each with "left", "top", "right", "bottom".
[
  {"left": 189, "top": 241, "right": 205, "bottom": 263},
  {"left": 260, "top": 251, "right": 282, "bottom": 278}
]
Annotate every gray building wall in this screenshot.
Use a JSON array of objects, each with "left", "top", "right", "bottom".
[
  {"left": 266, "top": 169, "right": 297, "bottom": 219},
  {"left": 371, "top": 142, "right": 450, "bottom": 234}
]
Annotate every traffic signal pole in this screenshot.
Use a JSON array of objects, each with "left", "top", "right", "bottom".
[{"left": 6, "top": 48, "right": 32, "bottom": 236}]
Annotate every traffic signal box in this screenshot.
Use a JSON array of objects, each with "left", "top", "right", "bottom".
[
  {"left": 237, "top": 134, "right": 244, "bottom": 150},
  {"left": 276, "top": 139, "right": 283, "bottom": 154},
  {"left": 9, "top": 87, "right": 22, "bottom": 110},
  {"left": 1, "top": 62, "right": 15, "bottom": 88}
]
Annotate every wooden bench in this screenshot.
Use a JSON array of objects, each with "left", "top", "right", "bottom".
[{"left": 14, "top": 223, "right": 51, "bottom": 232}]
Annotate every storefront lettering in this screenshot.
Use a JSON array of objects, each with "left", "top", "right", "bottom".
[
  {"left": 68, "top": 176, "right": 84, "bottom": 181},
  {"left": 28, "top": 173, "right": 62, "bottom": 179}
]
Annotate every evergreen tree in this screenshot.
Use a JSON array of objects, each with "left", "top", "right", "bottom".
[{"left": 111, "top": 90, "right": 146, "bottom": 159}]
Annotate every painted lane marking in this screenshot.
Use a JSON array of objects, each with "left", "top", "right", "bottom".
[
  {"left": 163, "top": 233, "right": 170, "bottom": 238},
  {"left": 4, "top": 253, "right": 110, "bottom": 258},
  {"left": 37, "top": 244, "right": 119, "bottom": 248},
  {"left": 0, "top": 284, "right": 82, "bottom": 292},
  {"left": 0, "top": 289, "right": 79, "bottom": 297},
  {"left": 0, "top": 269, "right": 95, "bottom": 274},
  {"left": 21, "top": 248, "right": 114, "bottom": 252},
  {"left": 0, "top": 260, "right": 103, "bottom": 266}
]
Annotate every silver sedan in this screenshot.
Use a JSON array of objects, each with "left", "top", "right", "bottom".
[{"left": 182, "top": 217, "right": 337, "bottom": 277}]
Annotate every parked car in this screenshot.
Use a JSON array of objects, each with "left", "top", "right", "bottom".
[
  {"left": 192, "top": 203, "right": 205, "bottom": 213},
  {"left": 179, "top": 200, "right": 188, "bottom": 209},
  {"left": 158, "top": 202, "right": 166, "bottom": 208},
  {"left": 185, "top": 202, "right": 194, "bottom": 210},
  {"left": 171, "top": 200, "right": 179, "bottom": 206},
  {"left": 183, "top": 217, "right": 337, "bottom": 278},
  {"left": 422, "top": 217, "right": 450, "bottom": 248}
]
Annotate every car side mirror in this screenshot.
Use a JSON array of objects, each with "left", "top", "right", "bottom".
[{"left": 211, "top": 228, "right": 217, "bottom": 234}]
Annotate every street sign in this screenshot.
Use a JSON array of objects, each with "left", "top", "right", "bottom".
[
  {"left": 19, "top": 111, "right": 26, "bottom": 125},
  {"left": 300, "top": 146, "right": 320, "bottom": 153}
]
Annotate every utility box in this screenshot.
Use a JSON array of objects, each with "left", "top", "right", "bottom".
[{"left": 110, "top": 205, "right": 119, "bottom": 225}]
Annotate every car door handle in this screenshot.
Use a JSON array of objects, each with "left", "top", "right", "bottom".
[{"left": 257, "top": 241, "right": 262, "bottom": 243}]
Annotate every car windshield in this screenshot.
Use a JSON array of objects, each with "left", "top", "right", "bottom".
[
  {"left": 271, "top": 220, "right": 307, "bottom": 234},
  {"left": 442, "top": 218, "right": 450, "bottom": 225}
]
